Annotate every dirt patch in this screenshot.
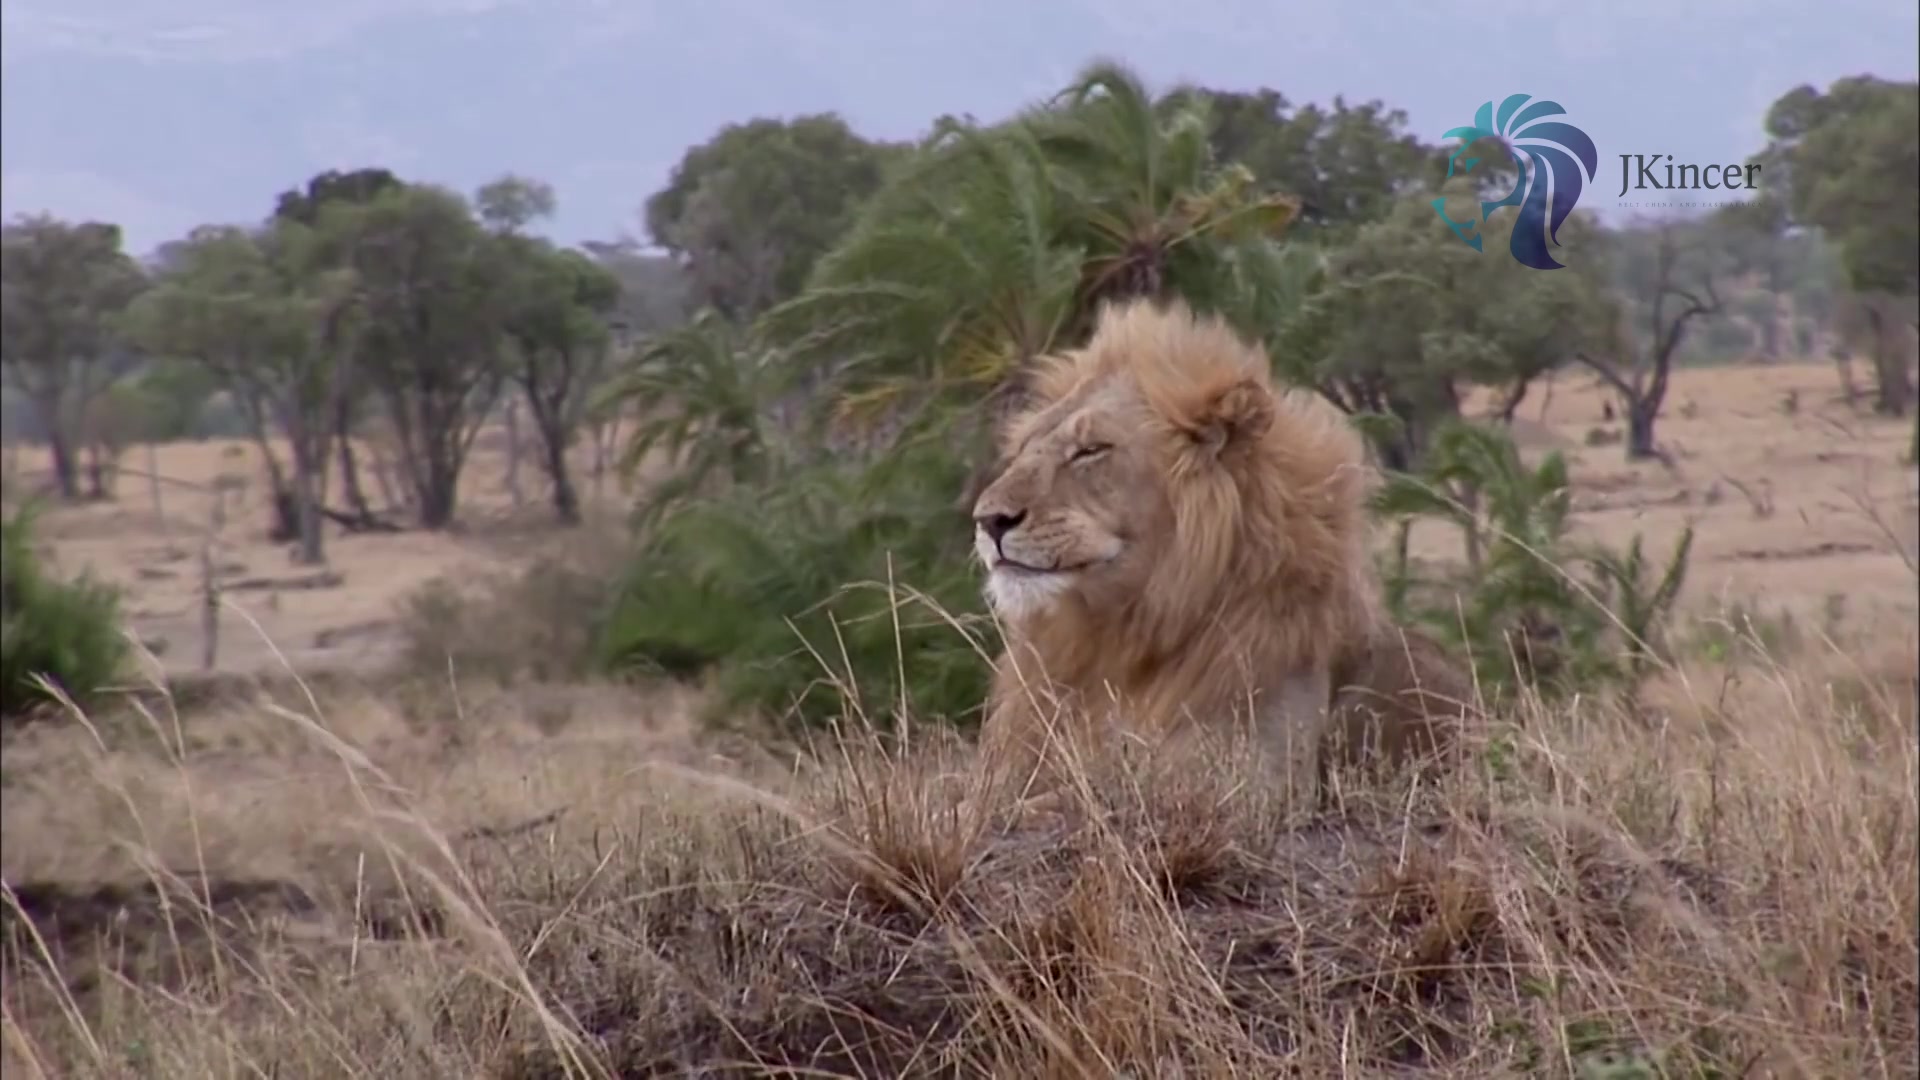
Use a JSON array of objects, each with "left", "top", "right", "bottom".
[{"left": 3, "top": 874, "right": 445, "bottom": 998}]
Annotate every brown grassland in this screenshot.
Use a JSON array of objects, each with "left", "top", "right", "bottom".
[{"left": 2, "top": 360, "right": 1917, "bottom": 1077}]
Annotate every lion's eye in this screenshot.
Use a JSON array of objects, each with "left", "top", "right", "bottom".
[{"left": 1069, "top": 443, "right": 1111, "bottom": 464}]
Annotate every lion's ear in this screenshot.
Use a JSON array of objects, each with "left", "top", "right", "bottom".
[{"left": 1192, "top": 377, "right": 1275, "bottom": 456}]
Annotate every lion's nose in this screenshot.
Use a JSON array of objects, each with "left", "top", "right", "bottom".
[{"left": 976, "top": 510, "right": 1027, "bottom": 545}]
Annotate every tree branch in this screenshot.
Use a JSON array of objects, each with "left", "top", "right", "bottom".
[{"left": 1574, "top": 351, "right": 1636, "bottom": 399}]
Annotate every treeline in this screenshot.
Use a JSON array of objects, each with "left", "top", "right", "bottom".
[{"left": 2, "top": 62, "right": 1914, "bottom": 722}]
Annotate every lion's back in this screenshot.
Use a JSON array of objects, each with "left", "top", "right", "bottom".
[{"left": 1320, "top": 622, "right": 1479, "bottom": 779}]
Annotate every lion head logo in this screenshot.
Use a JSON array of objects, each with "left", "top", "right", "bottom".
[{"left": 1432, "top": 94, "right": 1597, "bottom": 271}]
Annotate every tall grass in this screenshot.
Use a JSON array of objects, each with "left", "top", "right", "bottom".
[{"left": 3, "top": 608, "right": 1913, "bottom": 1078}]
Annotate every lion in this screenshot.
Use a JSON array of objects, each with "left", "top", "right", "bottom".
[{"left": 967, "top": 298, "right": 1476, "bottom": 810}]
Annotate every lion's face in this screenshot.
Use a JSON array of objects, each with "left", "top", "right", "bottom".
[{"left": 970, "top": 384, "right": 1177, "bottom": 623}]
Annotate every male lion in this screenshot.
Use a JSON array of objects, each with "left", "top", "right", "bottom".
[{"left": 969, "top": 298, "right": 1475, "bottom": 809}]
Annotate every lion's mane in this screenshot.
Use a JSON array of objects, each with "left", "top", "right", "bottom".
[{"left": 976, "top": 298, "right": 1470, "bottom": 795}]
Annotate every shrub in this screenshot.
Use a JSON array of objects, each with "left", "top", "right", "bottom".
[
  {"left": 597, "top": 434, "right": 993, "bottom": 736},
  {"left": 1, "top": 503, "right": 129, "bottom": 718},
  {"left": 1374, "top": 420, "right": 1692, "bottom": 701},
  {"left": 396, "top": 532, "right": 628, "bottom": 685}
]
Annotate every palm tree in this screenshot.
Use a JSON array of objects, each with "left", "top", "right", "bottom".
[
  {"left": 757, "top": 119, "right": 1083, "bottom": 446},
  {"left": 1030, "top": 60, "right": 1301, "bottom": 315},
  {"left": 591, "top": 308, "right": 780, "bottom": 527},
  {"left": 759, "top": 59, "right": 1310, "bottom": 491}
]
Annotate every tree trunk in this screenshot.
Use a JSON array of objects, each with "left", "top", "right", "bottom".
[
  {"left": 521, "top": 397, "right": 582, "bottom": 526},
  {"left": 1867, "top": 308, "right": 1913, "bottom": 418},
  {"left": 84, "top": 441, "right": 110, "bottom": 499},
  {"left": 289, "top": 435, "right": 325, "bottom": 565},
  {"left": 417, "top": 449, "right": 459, "bottom": 529},
  {"left": 370, "top": 449, "right": 406, "bottom": 515},
  {"left": 1495, "top": 377, "right": 1530, "bottom": 424},
  {"left": 45, "top": 424, "right": 81, "bottom": 499},
  {"left": 1834, "top": 348, "right": 1861, "bottom": 407},
  {"left": 1758, "top": 303, "right": 1780, "bottom": 360},
  {"left": 505, "top": 397, "right": 525, "bottom": 508},
  {"left": 545, "top": 433, "right": 580, "bottom": 525},
  {"left": 1626, "top": 398, "right": 1660, "bottom": 460},
  {"left": 259, "top": 447, "right": 299, "bottom": 543},
  {"left": 1873, "top": 353, "right": 1912, "bottom": 417},
  {"left": 335, "top": 404, "right": 374, "bottom": 523},
  {"left": 146, "top": 441, "right": 165, "bottom": 532},
  {"left": 591, "top": 421, "right": 610, "bottom": 499}
]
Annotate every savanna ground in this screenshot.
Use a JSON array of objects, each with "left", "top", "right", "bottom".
[{"left": 3, "top": 359, "right": 1917, "bottom": 1077}]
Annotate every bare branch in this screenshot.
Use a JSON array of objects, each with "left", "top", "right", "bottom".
[{"left": 1573, "top": 351, "right": 1635, "bottom": 397}]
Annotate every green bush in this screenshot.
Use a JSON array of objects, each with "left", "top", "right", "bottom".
[
  {"left": 1374, "top": 420, "right": 1692, "bottom": 701},
  {"left": 1, "top": 504, "right": 129, "bottom": 718},
  {"left": 596, "top": 435, "right": 993, "bottom": 736}
]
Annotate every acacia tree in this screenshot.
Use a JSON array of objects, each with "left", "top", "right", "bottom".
[
  {"left": 272, "top": 166, "right": 405, "bottom": 527},
  {"left": 474, "top": 175, "right": 622, "bottom": 525},
  {"left": 1576, "top": 219, "right": 1722, "bottom": 461},
  {"left": 125, "top": 222, "right": 355, "bottom": 563},
  {"left": 646, "top": 114, "right": 901, "bottom": 321},
  {"left": 1755, "top": 77, "right": 1919, "bottom": 416},
  {"left": 1710, "top": 195, "right": 1793, "bottom": 360},
  {"left": 0, "top": 216, "right": 147, "bottom": 499},
  {"left": 1177, "top": 85, "right": 1437, "bottom": 235},
  {"left": 334, "top": 184, "right": 507, "bottom": 528},
  {"left": 1277, "top": 185, "right": 1616, "bottom": 470}
]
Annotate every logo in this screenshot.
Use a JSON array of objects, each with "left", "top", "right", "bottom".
[{"left": 1433, "top": 94, "right": 1598, "bottom": 271}]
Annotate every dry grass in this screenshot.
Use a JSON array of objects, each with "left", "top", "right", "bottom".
[
  {"left": 3, "top": 621, "right": 1914, "bottom": 1078},
  {"left": 4, "top": 360, "right": 1913, "bottom": 685},
  {"left": 3, "top": 358, "right": 1915, "bottom": 1076}
]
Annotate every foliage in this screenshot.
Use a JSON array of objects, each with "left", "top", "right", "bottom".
[
  {"left": 593, "top": 309, "right": 782, "bottom": 530},
  {"left": 600, "top": 60, "right": 1328, "bottom": 731},
  {"left": 1758, "top": 77, "right": 1919, "bottom": 299},
  {"left": 272, "top": 168, "right": 404, "bottom": 227},
  {"left": 398, "top": 554, "right": 621, "bottom": 685},
  {"left": 1174, "top": 86, "right": 1439, "bottom": 235},
  {"left": 1581, "top": 526, "right": 1694, "bottom": 689},
  {"left": 1373, "top": 420, "right": 1691, "bottom": 700},
  {"left": 596, "top": 435, "right": 990, "bottom": 735},
  {"left": 1278, "top": 187, "right": 1616, "bottom": 468},
  {"left": 645, "top": 114, "right": 903, "bottom": 320},
  {"left": 762, "top": 60, "right": 1304, "bottom": 458},
  {"left": 473, "top": 174, "right": 557, "bottom": 234},
  {"left": 123, "top": 220, "right": 354, "bottom": 561},
  {"left": 1755, "top": 77, "right": 1919, "bottom": 415},
  {"left": 11, "top": 59, "right": 1865, "bottom": 738},
  {"left": 121, "top": 358, "right": 222, "bottom": 441},
  {"left": 580, "top": 238, "right": 693, "bottom": 339},
  {"left": 332, "top": 183, "right": 514, "bottom": 527},
  {"left": 0, "top": 503, "right": 128, "bottom": 718},
  {"left": 0, "top": 216, "right": 148, "bottom": 499},
  {"left": 1578, "top": 220, "right": 1726, "bottom": 458},
  {"left": 491, "top": 213, "right": 623, "bottom": 524},
  {"left": 597, "top": 59, "right": 1693, "bottom": 732}
]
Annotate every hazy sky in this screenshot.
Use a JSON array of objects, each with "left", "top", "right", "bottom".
[{"left": 3, "top": 0, "right": 1915, "bottom": 257}]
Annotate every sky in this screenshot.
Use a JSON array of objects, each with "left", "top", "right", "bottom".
[{"left": 3, "top": 0, "right": 1916, "bottom": 259}]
